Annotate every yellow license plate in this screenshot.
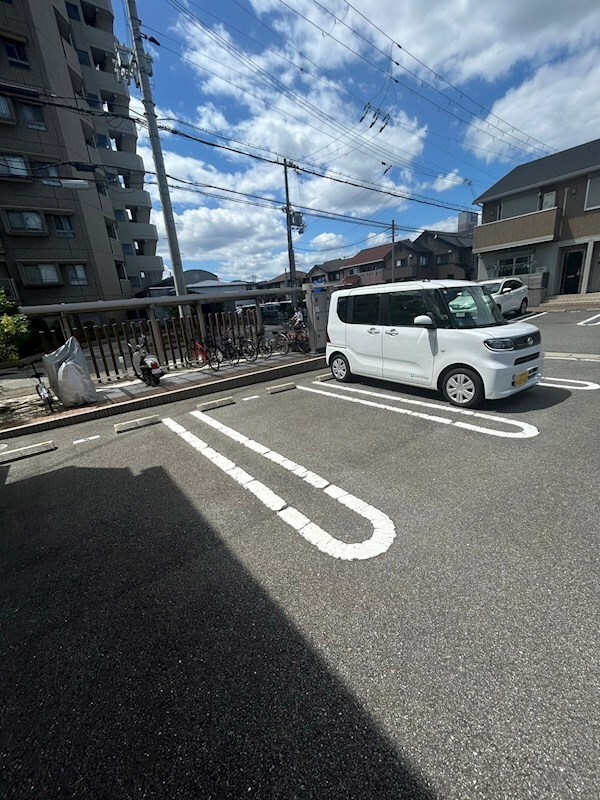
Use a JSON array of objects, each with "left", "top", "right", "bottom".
[{"left": 515, "top": 371, "right": 529, "bottom": 387}]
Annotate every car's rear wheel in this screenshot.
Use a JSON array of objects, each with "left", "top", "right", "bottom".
[
  {"left": 441, "top": 367, "right": 484, "bottom": 408},
  {"left": 519, "top": 298, "right": 528, "bottom": 315},
  {"left": 330, "top": 354, "right": 351, "bottom": 382}
]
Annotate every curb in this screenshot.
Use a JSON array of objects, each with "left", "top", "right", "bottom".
[
  {"left": 0, "top": 440, "right": 56, "bottom": 463},
  {"left": 0, "top": 356, "right": 327, "bottom": 440}
]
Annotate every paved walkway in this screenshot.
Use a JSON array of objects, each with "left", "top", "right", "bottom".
[{"left": 0, "top": 353, "right": 327, "bottom": 439}]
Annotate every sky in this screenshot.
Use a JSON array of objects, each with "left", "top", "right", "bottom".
[{"left": 111, "top": 0, "right": 600, "bottom": 282}]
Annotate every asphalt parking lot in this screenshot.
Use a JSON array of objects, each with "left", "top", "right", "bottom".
[{"left": 1, "top": 310, "right": 599, "bottom": 799}]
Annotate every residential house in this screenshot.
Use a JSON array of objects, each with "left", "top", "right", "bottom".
[
  {"left": 413, "top": 231, "right": 475, "bottom": 281},
  {"left": 472, "top": 137, "right": 600, "bottom": 296}
]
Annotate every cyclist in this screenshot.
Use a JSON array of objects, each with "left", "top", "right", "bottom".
[{"left": 290, "top": 307, "right": 304, "bottom": 328}]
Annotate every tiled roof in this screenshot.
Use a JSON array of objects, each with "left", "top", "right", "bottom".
[
  {"left": 474, "top": 138, "right": 600, "bottom": 203},
  {"left": 418, "top": 230, "right": 474, "bottom": 248},
  {"left": 342, "top": 244, "right": 392, "bottom": 268}
]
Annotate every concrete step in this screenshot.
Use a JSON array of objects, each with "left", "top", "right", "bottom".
[{"left": 541, "top": 292, "right": 600, "bottom": 307}]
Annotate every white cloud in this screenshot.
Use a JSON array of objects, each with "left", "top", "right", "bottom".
[
  {"left": 432, "top": 169, "right": 462, "bottom": 193},
  {"left": 464, "top": 49, "right": 600, "bottom": 162}
]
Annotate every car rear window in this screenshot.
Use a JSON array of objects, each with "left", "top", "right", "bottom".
[{"left": 336, "top": 296, "right": 349, "bottom": 322}]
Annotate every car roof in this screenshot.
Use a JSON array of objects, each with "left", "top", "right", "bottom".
[{"left": 332, "top": 279, "right": 479, "bottom": 297}]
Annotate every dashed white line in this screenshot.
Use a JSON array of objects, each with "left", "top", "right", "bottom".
[
  {"left": 242, "top": 395, "right": 261, "bottom": 401},
  {"left": 301, "top": 383, "right": 539, "bottom": 439},
  {"left": 162, "top": 415, "right": 396, "bottom": 561},
  {"left": 73, "top": 435, "right": 101, "bottom": 444}
]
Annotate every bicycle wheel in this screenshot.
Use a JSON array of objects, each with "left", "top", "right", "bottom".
[
  {"left": 36, "top": 382, "right": 54, "bottom": 412},
  {"left": 223, "top": 342, "right": 240, "bottom": 367},
  {"left": 257, "top": 338, "right": 273, "bottom": 358},
  {"left": 206, "top": 346, "right": 220, "bottom": 371},
  {"left": 240, "top": 339, "right": 257, "bottom": 362},
  {"left": 274, "top": 334, "right": 289, "bottom": 356},
  {"left": 296, "top": 332, "right": 310, "bottom": 354},
  {"left": 184, "top": 348, "right": 197, "bottom": 368}
]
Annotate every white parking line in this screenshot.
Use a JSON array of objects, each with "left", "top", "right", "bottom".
[
  {"left": 301, "top": 384, "right": 539, "bottom": 439},
  {"left": 73, "top": 435, "right": 101, "bottom": 444},
  {"left": 539, "top": 377, "right": 600, "bottom": 390},
  {"left": 577, "top": 313, "right": 600, "bottom": 326},
  {"left": 545, "top": 356, "right": 600, "bottom": 362},
  {"left": 162, "top": 416, "right": 396, "bottom": 561},
  {"left": 525, "top": 311, "right": 549, "bottom": 321}
]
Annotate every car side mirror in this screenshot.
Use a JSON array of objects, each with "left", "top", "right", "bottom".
[{"left": 414, "top": 314, "right": 435, "bottom": 327}]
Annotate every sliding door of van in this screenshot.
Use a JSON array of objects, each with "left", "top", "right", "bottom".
[
  {"left": 346, "top": 292, "right": 383, "bottom": 377},
  {"left": 382, "top": 290, "right": 436, "bottom": 386}
]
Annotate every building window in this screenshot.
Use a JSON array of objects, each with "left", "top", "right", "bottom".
[
  {"left": 0, "top": 152, "right": 28, "bottom": 177},
  {"left": 65, "top": 2, "right": 81, "bottom": 20},
  {"left": 122, "top": 243, "right": 133, "bottom": 255},
  {"left": 85, "top": 92, "right": 100, "bottom": 109},
  {"left": 541, "top": 191, "right": 556, "bottom": 210},
  {"left": 114, "top": 209, "right": 126, "bottom": 221},
  {"left": 0, "top": 94, "right": 15, "bottom": 121},
  {"left": 53, "top": 215, "right": 74, "bottom": 237},
  {"left": 19, "top": 263, "right": 62, "bottom": 285},
  {"left": 436, "top": 253, "right": 450, "bottom": 265},
  {"left": 6, "top": 210, "right": 44, "bottom": 232},
  {"left": 396, "top": 258, "right": 406, "bottom": 268},
  {"left": 21, "top": 103, "right": 46, "bottom": 130},
  {"left": 66, "top": 264, "right": 87, "bottom": 285},
  {"left": 419, "top": 254, "right": 429, "bottom": 266},
  {"left": 584, "top": 175, "right": 600, "bottom": 211},
  {"left": 76, "top": 49, "right": 91, "bottom": 66},
  {"left": 2, "top": 39, "right": 30, "bottom": 69},
  {"left": 30, "top": 161, "right": 60, "bottom": 185}
]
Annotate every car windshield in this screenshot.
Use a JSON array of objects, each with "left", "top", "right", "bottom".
[
  {"left": 483, "top": 281, "right": 502, "bottom": 294},
  {"left": 442, "top": 286, "right": 506, "bottom": 328}
]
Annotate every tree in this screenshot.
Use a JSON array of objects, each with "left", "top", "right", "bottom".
[{"left": 0, "top": 288, "right": 30, "bottom": 364}]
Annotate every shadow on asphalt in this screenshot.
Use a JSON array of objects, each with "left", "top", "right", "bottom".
[
  {"left": 0, "top": 464, "right": 434, "bottom": 800},
  {"left": 332, "top": 376, "right": 571, "bottom": 414}
]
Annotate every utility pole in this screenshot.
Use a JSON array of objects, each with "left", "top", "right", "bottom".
[
  {"left": 283, "top": 159, "right": 297, "bottom": 290},
  {"left": 391, "top": 219, "right": 396, "bottom": 283},
  {"left": 125, "top": 0, "right": 186, "bottom": 302}
]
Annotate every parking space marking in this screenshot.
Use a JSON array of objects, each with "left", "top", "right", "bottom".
[
  {"left": 73, "top": 435, "right": 101, "bottom": 444},
  {"left": 577, "top": 313, "right": 600, "bottom": 326},
  {"left": 545, "top": 356, "right": 600, "bottom": 362},
  {"left": 162, "top": 416, "right": 396, "bottom": 561},
  {"left": 302, "top": 384, "right": 539, "bottom": 439},
  {"left": 525, "top": 311, "right": 549, "bottom": 321},
  {"left": 539, "top": 377, "right": 600, "bottom": 390}
]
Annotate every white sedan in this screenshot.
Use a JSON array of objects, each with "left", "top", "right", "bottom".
[{"left": 479, "top": 278, "right": 530, "bottom": 316}]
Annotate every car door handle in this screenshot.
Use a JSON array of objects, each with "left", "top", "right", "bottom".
[
  {"left": 385, "top": 329, "right": 399, "bottom": 336},
  {"left": 367, "top": 328, "right": 380, "bottom": 335}
]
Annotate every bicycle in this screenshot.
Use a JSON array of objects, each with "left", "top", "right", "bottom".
[
  {"left": 255, "top": 329, "right": 273, "bottom": 359},
  {"left": 183, "top": 338, "right": 221, "bottom": 372},
  {"left": 224, "top": 329, "right": 257, "bottom": 363},
  {"left": 213, "top": 333, "right": 240, "bottom": 367},
  {"left": 280, "top": 324, "right": 310, "bottom": 354},
  {"left": 24, "top": 360, "right": 55, "bottom": 413}
]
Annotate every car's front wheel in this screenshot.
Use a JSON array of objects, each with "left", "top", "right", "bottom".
[
  {"left": 330, "top": 354, "right": 351, "bottom": 382},
  {"left": 441, "top": 367, "right": 484, "bottom": 408}
]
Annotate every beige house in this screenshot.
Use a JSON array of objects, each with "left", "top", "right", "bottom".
[
  {"left": 0, "top": 0, "right": 162, "bottom": 310},
  {"left": 472, "top": 138, "right": 600, "bottom": 297}
]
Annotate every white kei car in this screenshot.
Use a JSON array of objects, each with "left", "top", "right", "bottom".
[{"left": 479, "top": 278, "right": 530, "bottom": 317}]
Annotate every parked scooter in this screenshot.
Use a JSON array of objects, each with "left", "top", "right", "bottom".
[{"left": 128, "top": 335, "right": 163, "bottom": 386}]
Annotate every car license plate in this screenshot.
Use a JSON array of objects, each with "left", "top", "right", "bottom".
[{"left": 515, "top": 371, "right": 529, "bottom": 387}]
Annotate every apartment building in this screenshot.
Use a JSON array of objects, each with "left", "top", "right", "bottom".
[
  {"left": 0, "top": 0, "right": 162, "bottom": 310},
  {"left": 472, "top": 138, "right": 600, "bottom": 296}
]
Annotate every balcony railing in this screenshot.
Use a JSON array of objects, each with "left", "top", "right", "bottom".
[{"left": 473, "top": 207, "right": 560, "bottom": 253}]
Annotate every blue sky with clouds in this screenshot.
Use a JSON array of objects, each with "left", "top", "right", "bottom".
[{"left": 112, "top": 0, "right": 600, "bottom": 281}]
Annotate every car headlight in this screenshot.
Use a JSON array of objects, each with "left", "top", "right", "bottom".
[{"left": 484, "top": 338, "right": 515, "bottom": 351}]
